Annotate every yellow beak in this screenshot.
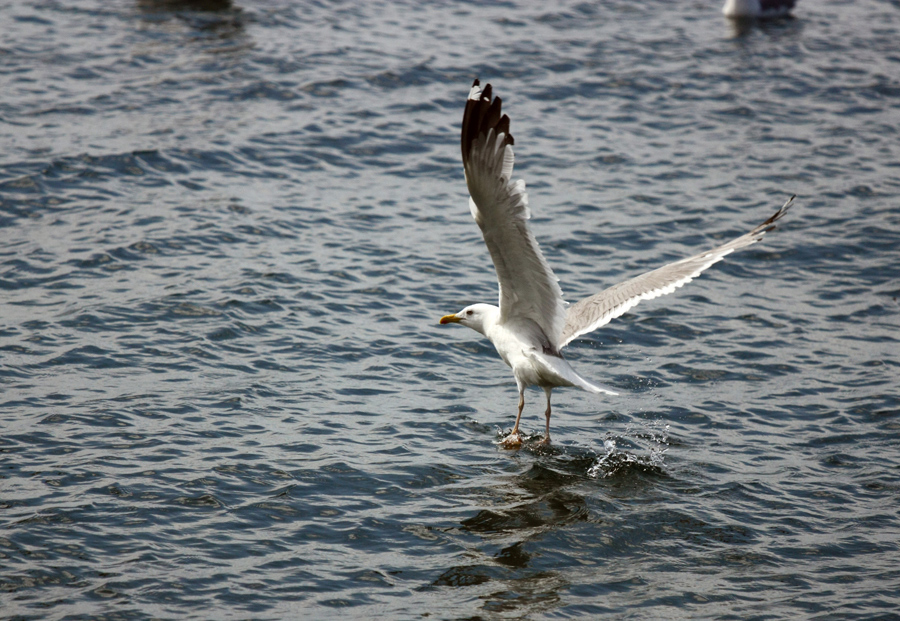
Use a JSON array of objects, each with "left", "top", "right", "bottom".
[{"left": 439, "top": 314, "right": 461, "bottom": 324}]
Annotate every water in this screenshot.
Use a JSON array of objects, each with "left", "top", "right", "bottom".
[{"left": 2, "top": 0, "right": 899, "bottom": 618}]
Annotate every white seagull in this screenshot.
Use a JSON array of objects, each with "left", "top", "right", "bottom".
[
  {"left": 722, "top": 0, "right": 796, "bottom": 19},
  {"left": 440, "top": 80, "right": 794, "bottom": 448}
]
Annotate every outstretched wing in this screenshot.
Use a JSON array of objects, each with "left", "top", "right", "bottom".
[
  {"left": 461, "top": 79, "right": 566, "bottom": 346},
  {"left": 559, "top": 196, "right": 794, "bottom": 349}
]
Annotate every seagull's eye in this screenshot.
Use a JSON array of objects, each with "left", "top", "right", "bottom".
[{"left": 466, "top": 310, "right": 473, "bottom": 316}]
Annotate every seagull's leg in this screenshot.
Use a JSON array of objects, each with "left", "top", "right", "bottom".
[
  {"left": 539, "top": 387, "right": 553, "bottom": 445},
  {"left": 500, "top": 381, "right": 525, "bottom": 448}
]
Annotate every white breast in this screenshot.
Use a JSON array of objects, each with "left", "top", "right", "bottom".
[{"left": 486, "top": 321, "right": 570, "bottom": 388}]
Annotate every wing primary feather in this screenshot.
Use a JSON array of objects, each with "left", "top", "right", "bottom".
[
  {"left": 461, "top": 79, "right": 483, "bottom": 165},
  {"left": 495, "top": 114, "right": 512, "bottom": 145},
  {"left": 483, "top": 95, "right": 503, "bottom": 133}
]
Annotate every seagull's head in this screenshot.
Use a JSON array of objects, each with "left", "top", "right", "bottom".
[{"left": 439, "top": 303, "right": 497, "bottom": 336}]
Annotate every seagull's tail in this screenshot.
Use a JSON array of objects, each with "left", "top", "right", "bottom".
[
  {"left": 530, "top": 351, "right": 619, "bottom": 396},
  {"left": 570, "top": 372, "right": 619, "bottom": 396}
]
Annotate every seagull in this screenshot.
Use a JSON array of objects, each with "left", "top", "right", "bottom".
[
  {"left": 440, "top": 80, "right": 794, "bottom": 448},
  {"left": 722, "top": 0, "right": 796, "bottom": 19}
]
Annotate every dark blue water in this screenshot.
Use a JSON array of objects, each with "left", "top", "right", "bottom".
[{"left": 2, "top": 1, "right": 899, "bottom": 618}]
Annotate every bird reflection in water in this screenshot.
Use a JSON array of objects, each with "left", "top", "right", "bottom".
[
  {"left": 135, "top": 0, "right": 248, "bottom": 45},
  {"left": 431, "top": 433, "right": 667, "bottom": 615}
]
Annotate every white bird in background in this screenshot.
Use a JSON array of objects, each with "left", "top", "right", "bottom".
[
  {"left": 439, "top": 80, "right": 794, "bottom": 448},
  {"left": 723, "top": 0, "right": 796, "bottom": 19}
]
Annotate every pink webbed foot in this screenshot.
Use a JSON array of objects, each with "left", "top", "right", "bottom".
[{"left": 498, "top": 431, "right": 524, "bottom": 448}]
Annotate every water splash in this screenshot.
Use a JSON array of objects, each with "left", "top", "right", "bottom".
[{"left": 587, "top": 419, "right": 670, "bottom": 478}]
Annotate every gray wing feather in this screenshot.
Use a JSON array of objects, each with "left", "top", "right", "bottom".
[
  {"left": 559, "top": 195, "right": 794, "bottom": 349},
  {"left": 462, "top": 80, "right": 566, "bottom": 345}
]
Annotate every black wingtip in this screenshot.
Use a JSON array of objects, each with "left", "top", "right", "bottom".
[
  {"left": 758, "top": 195, "right": 795, "bottom": 234},
  {"left": 461, "top": 81, "right": 515, "bottom": 167},
  {"left": 773, "top": 194, "right": 795, "bottom": 221}
]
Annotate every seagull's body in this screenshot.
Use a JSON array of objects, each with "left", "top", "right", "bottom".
[
  {"left": 440, "top": 80, "right": 793, "bottom": 447},
  {"left": 722, "top": 0, "right": 796, "bottom": 18}
]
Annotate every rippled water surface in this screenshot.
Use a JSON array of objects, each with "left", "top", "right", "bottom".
[{"left": 2, "top": 1, "right": 900, "bottom": 618}]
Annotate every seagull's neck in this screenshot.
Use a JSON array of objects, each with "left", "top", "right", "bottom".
[{"left": 470, "top": 304, "right": 501, "bottom": 338}]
